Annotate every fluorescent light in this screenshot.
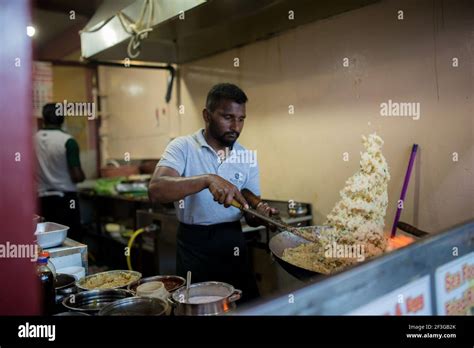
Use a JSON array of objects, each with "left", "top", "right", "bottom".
[{"left": 26, "top": 26, "right": 36, "bottom": 37}]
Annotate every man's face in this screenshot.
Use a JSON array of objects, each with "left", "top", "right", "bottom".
[{"left": 204, "top": 99, "right": 246, "bottom": 147}]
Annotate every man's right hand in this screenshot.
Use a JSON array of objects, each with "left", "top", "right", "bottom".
[{"left": 206, "top": 174, "right": 249, "bottom": 209}]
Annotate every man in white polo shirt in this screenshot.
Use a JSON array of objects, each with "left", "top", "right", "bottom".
[
  {"left": 149, "top": 83, "right": 278, "bottom": 302},
  {"left": 35, "top": 103, "right": 85, "bottom": 241}
]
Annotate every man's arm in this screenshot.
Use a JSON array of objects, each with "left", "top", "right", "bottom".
[
  {"left": 148, "top": 166, "right": 249, "bottom": 208},
  {"left": 65, "top": 138, "right": 85, "bottom": 183}
]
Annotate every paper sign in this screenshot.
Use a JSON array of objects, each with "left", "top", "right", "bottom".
[
  {"left": 435, "top": 252, "right": 474, "bottom": 315},
  {"left": 348, "top": 275, "right": 432, "bottom": 315}
]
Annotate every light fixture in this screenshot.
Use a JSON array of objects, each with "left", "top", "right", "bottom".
[{"left": 26, "top": 25, "right": 36, "bottom": 37}]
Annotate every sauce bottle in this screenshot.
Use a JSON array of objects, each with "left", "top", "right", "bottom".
[{"left": 36, "top": 256, "right": 55, "bottom": 315}]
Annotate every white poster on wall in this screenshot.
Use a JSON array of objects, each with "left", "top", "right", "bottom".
[
  {"left": 33, "top": 61, "right": 53, "bottom": 118},
  {"left": 435, "top": 252, "right": 474, "bottom": 315},
  {"left": 347, "top": 275, "right": 432, "bottom": 315}
]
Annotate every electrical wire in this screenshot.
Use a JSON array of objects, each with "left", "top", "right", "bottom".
[{"left": 126, "top": 227, "right": 145, "bottom": 271}]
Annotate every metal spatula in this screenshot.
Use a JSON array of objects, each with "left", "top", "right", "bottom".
[{"left": 231, "top": 200, "right": 317, "bottom": 242}]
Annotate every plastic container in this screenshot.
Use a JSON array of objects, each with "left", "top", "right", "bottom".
[
  {"left": 39, "top": 251, "right": 56, "bottom": 278},
  {"left": 35, "top": 222, "right": 69, "bottom": 249}
]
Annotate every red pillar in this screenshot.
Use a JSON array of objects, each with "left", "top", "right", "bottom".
[{"left": 0, "top": 0, "right": 40, "bottom": 314}]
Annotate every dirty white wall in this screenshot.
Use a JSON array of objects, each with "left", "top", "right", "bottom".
[{"left": 100, "top": 0, "right": 473, "bottom": 233}]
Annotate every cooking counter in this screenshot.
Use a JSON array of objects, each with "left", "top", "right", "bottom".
[{"left": 237, "top": 219, "right": 474, "bottom": 315}]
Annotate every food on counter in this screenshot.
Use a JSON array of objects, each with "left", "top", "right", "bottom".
[
  {"left": 283, "top": 133, "right": 391, "bottom": 274},
  {"left": 80, "top": 271, "right": 140, "bottom": 290}
]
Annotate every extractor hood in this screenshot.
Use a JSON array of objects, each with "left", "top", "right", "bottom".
[{"left": 80, "top": 0, "right": 380, "bottom": 64}]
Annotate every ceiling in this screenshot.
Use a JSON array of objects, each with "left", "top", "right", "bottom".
[
  {"left": 32, "top": 0, "right": 103, "bottom": 58},
  {"left": 80, "top": 0, "right": 381, "bottom": 64}
]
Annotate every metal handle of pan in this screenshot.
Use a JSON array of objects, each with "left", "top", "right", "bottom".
[{"left": 397, "top": 221, "right": 429, "bottom": 237}]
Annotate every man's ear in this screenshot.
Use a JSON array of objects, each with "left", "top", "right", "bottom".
[{"left": 203, "top": 108, "right": 210, "bottom": 124}]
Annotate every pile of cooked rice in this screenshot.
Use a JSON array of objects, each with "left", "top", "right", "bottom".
[
  {"left": 282, "top": 133, "right": 390, "bottom": 274},
  {"left": 81, "top": 271, "right": 140, "bottom": 289}
]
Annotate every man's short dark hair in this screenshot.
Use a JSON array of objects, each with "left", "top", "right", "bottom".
[
  {"left": 42, "top": 103, "right": 64, "bottom": 126},
  {"left": 206, "top": 83, "right": 248, "bottom": 112}
]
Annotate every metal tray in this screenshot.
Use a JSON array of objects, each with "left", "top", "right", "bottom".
[{"left": 76, "top": 270, "right": 141, "bottom": 290}]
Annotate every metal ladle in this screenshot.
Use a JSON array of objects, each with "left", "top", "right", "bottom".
[{"left": 185, "top": 271, "right": 191, "bottom": 303}]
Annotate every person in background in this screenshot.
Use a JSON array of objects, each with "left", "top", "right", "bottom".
[
  {"left": 149, "top": 83, "right": 279, "bottom": 303},
  {"left": 35, "top": 103, "right": 85, "bottom": 241}
]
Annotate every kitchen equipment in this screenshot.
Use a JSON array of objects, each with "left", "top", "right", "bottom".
[
  {"left": 62, "top": 289, "right": 134, "bottom": 314},
  {"left": 288, "top": 202, "right": 309, "bottom": 217},
  {"left": 55, "top": 273, "right": 78, "bottom": 305},
  {"left": 54, "top": 311, "right": 90, "bottom": 316},
  {"left": 269, "top": 229, "right": 324, "bottom": 281},
  {"left": 172, "top": 281, "right": 242, "bottom": 316},
  {"left": 76, "top": 270, "right": 141, "bottom": 291},
  {"left": 231, "top": 200, "right": 317, "bottom": 242},
  {"left": 98, "top": 297, "right": 169, "bottom": 316},
  {"left": 128, "top": 275, "right": 185, "bottom": 293},
  {"left": 269, "top": 224, "right": 424, "bottom": 281},
  {"left": 136, "top": 281, "right": 170, "bottom": 301},
  {"left": 186, "top": 271, "right": 191, "bottom": 302},
  {"left": 391, "top": 144, "right": 418, "bottom": 237},
  {"left": 35, "top": 222, "right": 69, "bottom": 248}
]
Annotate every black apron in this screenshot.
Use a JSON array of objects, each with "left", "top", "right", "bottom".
[{"left": 176, "top": 220, "right": 260, "bottom": 303}]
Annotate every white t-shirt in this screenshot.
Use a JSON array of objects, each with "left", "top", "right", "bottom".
[{"left": 35, "top": 129, "right": 77, "bottom": 193}]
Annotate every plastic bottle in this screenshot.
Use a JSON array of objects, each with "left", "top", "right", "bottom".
[
  {"left": 39, "top": 251, "right": 56, "bottom": 278},
  {"left": 36, "top": 256, "right": 55, "bottom": 315}
]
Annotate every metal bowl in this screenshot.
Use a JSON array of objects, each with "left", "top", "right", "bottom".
[
  {"left": 62, "top": 289, "right": 134, "bottom": 314},
  {"left": 98, "top": 297, "right": 169, "bottom": 316},
  {"left": 76, "top": 270, "right": 142, "bottom": 291},
  {"left": 128, "top": 275, "right": 185, "bottom": 294},
  {"left": 288, "top": 202, "right": 308, "bottom": 217}
]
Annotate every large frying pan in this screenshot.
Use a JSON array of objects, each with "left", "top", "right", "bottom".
[
  {"left": 269, "top": 222, "right": 428, "bottom": 282},
  {"left": 269, "top": 227, "right": 329, "bottom": 281}
]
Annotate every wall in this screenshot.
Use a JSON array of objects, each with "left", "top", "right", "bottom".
[
  {"left": 101, "top": 0, "right": 473, "bottom": 233},
  {"left": 51, "top": 65, "right": 98, "bottom": 178},
  {"left": 98, "top": 66, "right": 178, "bottom": 162}
]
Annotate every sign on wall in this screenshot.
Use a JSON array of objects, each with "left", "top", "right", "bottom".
[{"left": 33, "top": 61, "right": 53, "bottom": 118}]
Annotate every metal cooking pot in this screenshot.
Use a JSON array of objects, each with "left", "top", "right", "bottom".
[
  {"left": 171, "top": 281, "right": 241, "bottom": 316},
  {"left": 55, "top": 273, "right": 78, "bottom": 305},
  {"left": 62, "top": 289, "right": 134, "bottom": 314},
  {"left": 98, "top": 297, "right": 169, "bottom": 316}
]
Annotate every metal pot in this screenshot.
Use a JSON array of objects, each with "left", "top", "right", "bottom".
[
  {"left": 55, "top": 273, "right": 78, "bottom": 305},
  {"left": 171, "top": 281, "right": 241, "bottom": 316},
  {"left": 62, "top": 289, "right": 134, "bottom": 314},
  {"left": 288, "top": 202, "right": 308, "bottom": 217},
  {"left": 98, "top": 297, "right": 169, "bottom": 316}
]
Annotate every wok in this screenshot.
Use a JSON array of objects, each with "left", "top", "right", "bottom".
[
  {"left": 269, "top": 226, "right": 329, "bottom": 281},
  {"left": 269, "top": 222, "right": 427, "bottom": 281}
]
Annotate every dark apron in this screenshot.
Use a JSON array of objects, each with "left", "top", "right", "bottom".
[{"left": 176, "top": 220, "right": 260, "bottom": 303}]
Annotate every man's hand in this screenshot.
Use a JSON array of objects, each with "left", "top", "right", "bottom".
[
  {"left": 241, "top": 188, "right": 280, "bottom": 229},
  {"left": 207, "top": 174, "right": 249, "bottom": 209},
  {"left": 255, "top": 201, "right": 279, "bottom": 217}
]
